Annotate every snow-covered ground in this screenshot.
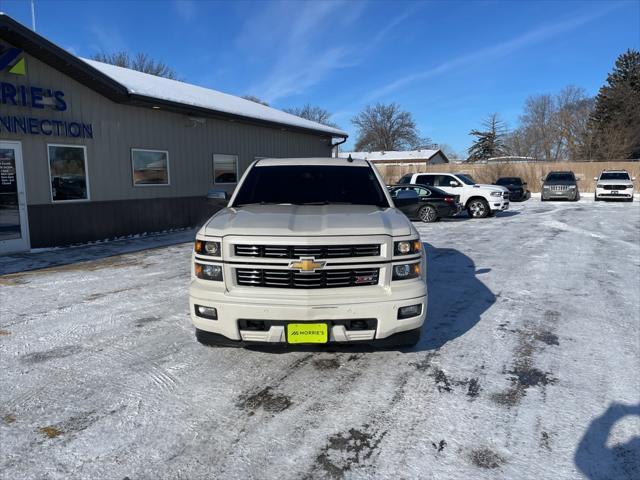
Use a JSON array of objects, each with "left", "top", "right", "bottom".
[{"left": 1, "top": 200, "right": 639, "bottom": 480}]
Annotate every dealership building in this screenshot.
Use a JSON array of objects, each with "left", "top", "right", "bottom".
[{"left": 0, "top": 13, "right": 347, "bottom": 254}]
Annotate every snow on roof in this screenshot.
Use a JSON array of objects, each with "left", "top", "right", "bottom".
[
  {"left": 338, "top": 149, "right": 441, "bottom": 161},
  {"left": 81, "top": 58, "right": 347, "bottom": 137}
]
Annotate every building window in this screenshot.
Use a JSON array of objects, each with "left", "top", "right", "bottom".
[
  {"left": 131, "top": 149, "right": 170, "bottom": 186},
  {"left": 48, "top": 144, "right": 89, "bottom": 202},
  {"left": 213, "top": 154, "right": 238, "bottom": 184}
]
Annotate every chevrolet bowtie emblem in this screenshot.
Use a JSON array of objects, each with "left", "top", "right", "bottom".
[{"left": 289, "top": 257, "right": 326, "bottom": 273}]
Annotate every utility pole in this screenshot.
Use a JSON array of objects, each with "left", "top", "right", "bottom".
[{"left": 31, "top": 0, "right": 36, "bottom": 31}]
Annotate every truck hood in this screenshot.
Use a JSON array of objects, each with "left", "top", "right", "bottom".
[
  {"left": 204, "top": 204, "right": 413, "bottom": 237},
  {"left": 472, "top": 184, "right": 508, "bottom": 193},
  {"left": 597, "top": 179, "right": 633, "bottom": 186}
]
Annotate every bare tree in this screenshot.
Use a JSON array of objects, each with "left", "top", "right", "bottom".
[
  {"left": 467, "top": 113, "right": 507, "bottom": 162},
  {"left": 91, "top": 51, "right": 179, "bottom": 80},
  {"left": 241, "top": 95, "right": 269, "bottom": 106},
  {"left": 284, "top": 105, "right": 337, "bottom": 128},
  {"left": 351, "top": 103, "right": 430, "bottom": 151}
]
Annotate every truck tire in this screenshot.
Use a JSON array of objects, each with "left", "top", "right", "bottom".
[
  {"left": 418, "top": 204, "right": 438, "bottom": 223},
  {"left": 467, "top": 198, "right": 490, "bottom": 218}
]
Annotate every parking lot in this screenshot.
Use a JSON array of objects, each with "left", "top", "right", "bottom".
[{"left": 1, "top": 199, "right": 639, "bottom": 480}]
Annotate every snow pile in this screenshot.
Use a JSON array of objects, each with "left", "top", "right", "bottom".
[{"left": 339, "top": 149, "right": 441, "bottom": 161}]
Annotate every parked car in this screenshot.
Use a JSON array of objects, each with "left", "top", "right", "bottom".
[
  {"left": 191, "top": 157, "right": 426, "bottom": 348},
  {"left": 541, "top": 171, "right": 580, "bottom": 201},
  {"left": 388, "top": 184, "right": 462, "bottom": 222},
  {"left": 494, "top": 177, "right": 531, "bottom": 201},
  {"left": 594, "top": 170, "right": 635, "bottom": 202},
  {"left": 398, "top": 172, "right": 509, "bottom": 218}
]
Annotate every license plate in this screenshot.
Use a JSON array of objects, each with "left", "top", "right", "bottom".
[{"left": 286, "top": 323, "right": 328, "bottom": 344}]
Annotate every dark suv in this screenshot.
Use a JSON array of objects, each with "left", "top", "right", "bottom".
[
  {"left": 541, "top": 171, "right": 580, "bottom": 201},
  {"left": 495, "top": 177, "right": 530, "bottom": 201}
]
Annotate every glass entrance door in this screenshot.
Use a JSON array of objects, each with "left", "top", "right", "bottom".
[{"left": 0, "top": 141, "right": 29, "bottom": 254}]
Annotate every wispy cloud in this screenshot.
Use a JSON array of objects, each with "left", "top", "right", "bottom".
[
  {"left": 174, "top": 0, "right": 197, "bottom": 22},
  {"left": 86, "top": 24, "right": 127, "bottom": 53},
  {"left": 364, "top": 5, "right": 620, "bottom": 102},
  {"left": 242, "top": 1, "right": 359, "bottom": 103},
  {"left": 241, "top": 0, "right": 417, "bottom": 103}
]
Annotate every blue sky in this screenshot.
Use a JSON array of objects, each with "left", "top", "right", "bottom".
[{"left": 1, "top": 0, "right": 638, "bottom": 154}]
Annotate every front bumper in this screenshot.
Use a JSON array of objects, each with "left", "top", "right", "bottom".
[
  {"left": 542, "top": 189, "right": 578, "bottom": 200},
  {"left": 189, "top": 281, "right": 427, "bottom": 344},
  {"left": 595, "top": 188, "right": 633, "bottom": 199},
  {"left": 489, "top": 198, "right": 510, "bottom": 211}
]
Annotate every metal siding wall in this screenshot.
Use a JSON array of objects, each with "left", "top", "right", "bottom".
[{"left": 0, "top": 52, "right": 333, "bottom": 206}]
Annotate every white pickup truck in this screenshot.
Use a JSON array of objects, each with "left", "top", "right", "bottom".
[
  {"left": 398, "top": 172, "right": 509, "bottom": 218},
  {"left": 190, "top": 158, "right": 427, "bottom": 348}
]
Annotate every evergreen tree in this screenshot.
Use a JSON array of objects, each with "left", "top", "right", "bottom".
[
  {"left": 584, "top": 49, "right": 640, "bottom": 160},
  {"left": 467, "top": 114, "right": 507, "bottom": 162}
]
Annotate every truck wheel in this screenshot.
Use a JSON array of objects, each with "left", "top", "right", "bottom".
[
  {"left": 467, "top": 199, "right": 489, "bottom": 218},
  {"left": 418, "top": 205, "right": 438, "bottom": 223}
]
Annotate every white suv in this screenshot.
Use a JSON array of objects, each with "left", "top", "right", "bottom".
[
  {"left": 398, "top": 172, "right": 509, "bottom": 218},
  {"left": 190, "top": 158, "right": 427, "bottom": 348},
  {"left": 594, "top": 170, "right": 635, "bottom": 202}
]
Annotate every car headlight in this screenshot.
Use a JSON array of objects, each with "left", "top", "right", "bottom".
[
  {"left": 568, "top": 185, "right": 576, "bottom": 189},
  {"left": 394, "top": 240, "right": 422, "bottom": 255},
  {"left": 392, "top": 262, "right": 421, "bottom": 280},
  {"left": 543, "top": 185, "right": 550, "bottom": 189},
  {"left": 490, "top": 191, "right": 503, "bottom": 197},
  {"left": 194, "top": 262, "right": 223, "bottom": 281},
  {"left": 597, "top": 184, "right": 604, "bottom": 188},
  {"left": 195, "top": 240, "right": 221, "bottom": 256}
]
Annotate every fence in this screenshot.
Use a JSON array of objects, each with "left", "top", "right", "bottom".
[{"left": 374, "top": 161, "right": 640, "bottom": 193}]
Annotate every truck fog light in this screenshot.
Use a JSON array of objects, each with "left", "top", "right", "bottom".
[
  {"left": 195, "top": 305, "right": 217, "bottom": 320},
  {"left": 392, "top": 262, "right": 420, "bottom": 280},
  {"left": 398, "top": 304, "right": 422, "bottom": 319},
  {"left": 195, "top": 263, "right": 223, "bottom": 281}
]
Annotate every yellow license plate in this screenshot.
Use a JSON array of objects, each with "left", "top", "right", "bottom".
[{"left": 286, "top": 323, "right": 328, "bottom": 344}]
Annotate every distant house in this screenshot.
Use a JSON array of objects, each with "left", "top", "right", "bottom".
[{"left": 338, "top": 149, "right": 449, "bottom": 165}]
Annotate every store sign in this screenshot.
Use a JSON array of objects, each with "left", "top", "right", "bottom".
[
  {"left": 1, "top": 43, "right": 94, "bottom": 139},
  {"left": 0, "top": 80, "right": 94, "bottom": 139},
  {"left": 0, "top": 45, "right": 25, "bottom": 75}
]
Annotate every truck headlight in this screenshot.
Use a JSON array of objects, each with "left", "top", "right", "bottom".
[
  {"left": 597, "top": 184, "right": 603, "bottom": 188},
  {"left": 195, "top": 240, "right": 221, "bottom": 256},
  {"left": 392, "top": 262, "right": 421, "bottom": 280},
  {"left": 394, "top": 240, "right": 422, "bottom": 255},
  {"left": 195, "top": 262, "right": 223, "bottom": 281},
  {"left": 490, "top": 191, "right": 503, "bottom": 197}
]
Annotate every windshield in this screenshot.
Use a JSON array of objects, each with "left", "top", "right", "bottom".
[
  {"left": 232, "top": 165, "right": 390, "bottom": 207},
  {"left": 455, "top": 173, "right": 476, "bottom": 185},
  {"left": 496, "top": 177, "right": 521, "bottom": 185},
  {"left": 600, "top": 172, "right": 630, "bottom": 180},
  {"left": 546, "top": 173, "right": 575, "bottom": 182}
]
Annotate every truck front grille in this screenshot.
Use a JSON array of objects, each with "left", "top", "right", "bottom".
[
  {"left": 235, "top": 267, "right": 380, "bottom": 289},
  {"left": 603, "top": 185, "right": 627, "bottom": 190},
  {"left": 550, "top": 185, "right": 570, "bottom": 192},
  {"left": 234, "top": 244, "right": 380, "bottom": 259}
]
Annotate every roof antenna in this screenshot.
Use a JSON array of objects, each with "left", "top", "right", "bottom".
[{"left": 347, "top": 154, "right": 353, "bottom": 163}]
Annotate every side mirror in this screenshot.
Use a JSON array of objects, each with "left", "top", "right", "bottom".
[
  {"left": 593, "top": 177, "right": 598, "bottom": 181},
  {"left": 206, "top": 189, "right": 230, "bottom": 205},
  {"left": 633, "top": 177, "right": 637, "bottom": 181},
  {"left": 523, "top": 182, "right": 527, "bottom": 186}
]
